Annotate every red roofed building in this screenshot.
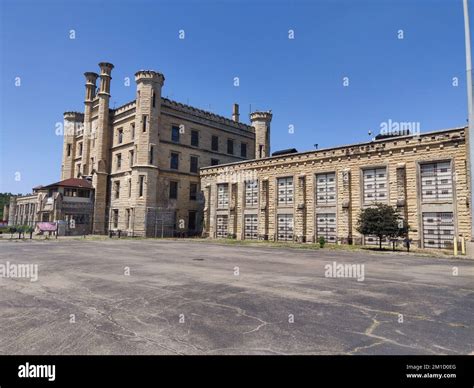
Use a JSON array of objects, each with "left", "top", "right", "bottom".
[{"left": 6, "top": 178, "right": 95, "bottom": 236}]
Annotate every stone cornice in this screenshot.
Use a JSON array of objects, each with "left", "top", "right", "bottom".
[
  {"left": 161, "top": 98, "right": 254, "bottom": 132},
  {"left": 200, "top": 127, "right": 466, "bottom": 176},
  {"left": 108, "top": 97, "right": 255, "bottom": 135}
]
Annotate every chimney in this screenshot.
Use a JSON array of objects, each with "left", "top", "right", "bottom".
[
  {"left": 232, "top": 103, "right": 240, "bottom": 122},
  {"left": 98, "top": 62, "right": 114, "bottom": 96},
  {"left": 84, "top": 72, "right": 99, "bottom": 102}
]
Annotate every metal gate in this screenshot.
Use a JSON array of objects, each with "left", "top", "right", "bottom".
[
  {"left": 277, "top": 214, "right": 294, "bottom": 241},
  {"left": 422, "top": 212, "right": 454, "bottom": 249},
  {"left": 145, "top": 207, "right": 175, "bottom": 237},
  {"left": 216, "top": 215, "right": 228, "bottom": 238},
  {"left": 316, "top": 213, "right": 337, "bottom": 243},
  {"left": 244, "top": 214, "right": 258, "bottom": 240}
]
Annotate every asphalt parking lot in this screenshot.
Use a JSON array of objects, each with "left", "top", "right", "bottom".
[{"left": 0, "top": 239, "right": 472, "bottom": 355}]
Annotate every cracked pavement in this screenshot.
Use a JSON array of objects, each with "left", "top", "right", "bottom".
[{"left": 0, "top": 239, "right": 472, "bottom": 355}]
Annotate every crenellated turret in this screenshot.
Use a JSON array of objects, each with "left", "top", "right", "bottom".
[{"left": 250, "top": 111, "right": 272, "bottom": 159}]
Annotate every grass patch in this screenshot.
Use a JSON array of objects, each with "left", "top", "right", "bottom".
[{"left": 184, "top": 238, "right": 458, "bottom": 258}]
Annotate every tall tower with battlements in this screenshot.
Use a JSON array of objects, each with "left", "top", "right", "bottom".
[
  {"left": 60, "top": 62, "right": 266, "bottom": 236},
  {"left": 250, "top": 111, "right": 272, "bottom": 159}
]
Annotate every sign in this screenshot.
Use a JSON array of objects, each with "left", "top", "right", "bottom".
[{"left": 38, "top": 222, "right": 57, "bottom": 232}]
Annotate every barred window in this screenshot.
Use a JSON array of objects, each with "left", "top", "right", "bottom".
[
  {"left": 363, "top": 168, "right": 387, "bottom": 203},
  {"left": 316, "top": 213, "right": 336, "bottom": 243},
  {"left": 217, "top": 184, "right": 229, "bottom": 209},
  {"left": 244, "top": 214, "right": 258, "bottom": 240},
  {"left": 245, "top": 180, "right": 258, "bottom": 207},
  {"left": 316, "top": 173, "right": 336, "bottom": 205},
  {"left": 277, "top": 177, "right": 293, "bottom": 205},
  {"left": 216, "top": 215, "right": 228, "bottom": 238},
  {"left": 422, "top": 212, "right": 454, "bottom": 249},
  {"left": 420, "top": 162, "right": 452, "bottom": 201},
  {"left": 277, "top": 214, "right": 293, "bottom": 241}
]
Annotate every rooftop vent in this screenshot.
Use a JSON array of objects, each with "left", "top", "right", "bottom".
[
  {"left": 375, "top": 129, "right": 411, "bottom": 140},
  {"left": 271, "top": 148, "right": 298, "bottom": 157}
]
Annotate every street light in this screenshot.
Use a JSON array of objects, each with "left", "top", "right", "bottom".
[{"left": 463, "top": 0, "right": 474, "bottom": 249}]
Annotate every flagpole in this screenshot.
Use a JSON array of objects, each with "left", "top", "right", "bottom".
[{"left": 463, "top": 0, "right": 474, "bottom": 244}]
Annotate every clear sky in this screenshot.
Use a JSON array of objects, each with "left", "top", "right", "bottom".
[{"left": 0, "top": 0, "right": 470, "bottom": 194}]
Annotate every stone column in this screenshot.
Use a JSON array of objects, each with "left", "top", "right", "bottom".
[
  {"left": 339, "top": 168, "right": 353, "bottom": 244},
  {"left": 202, "top": 184, "right": 211, "bottom": 237},
  {"left": 258, "top": 177, "right": 269, "bottom": 240},
  {"left": 229, "top": 183, "right": 238, "bottom": 237},
  {"left": 237, "top": 180, "right": 245, "bottom": 239},
  {"left": 295, "top": 174, "right": 306, "bottom": 242},
  {"left": 396, "top": 162, "right": 408, "bottom": 228}
]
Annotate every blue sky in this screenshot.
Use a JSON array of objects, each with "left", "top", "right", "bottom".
[{"left": 0, "top": 0, "right": 470, "bottom": 194}]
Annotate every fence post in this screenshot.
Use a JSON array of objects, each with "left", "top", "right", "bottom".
[
  {"left": 453, "top": 236, "right": 458, "bottom": 256},
  {"left": 461, "top": 236, "right": 466, "bottom": 255}
]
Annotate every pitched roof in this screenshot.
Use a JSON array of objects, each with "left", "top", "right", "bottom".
[{"left": 42, "top": 178, "right": 93, "bottom": 189}]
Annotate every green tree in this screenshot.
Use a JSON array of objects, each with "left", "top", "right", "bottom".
[{"left": 356, "top": 203, "right": 408, "bottom": 250}]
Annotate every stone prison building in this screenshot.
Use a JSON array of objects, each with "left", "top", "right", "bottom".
[
  {"left": 200, "top": 127, "right": 471, "bottom": 249},
  {"left": 58, "top": 62, "right": 272, "bottom": 236},
  {"left": 4, "top": 61, "right": 471, "bottom": 248}
]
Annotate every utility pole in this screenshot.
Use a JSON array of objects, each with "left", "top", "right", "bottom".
[{"left": 463, "top": 0, "right": 474, "bottom": 245}]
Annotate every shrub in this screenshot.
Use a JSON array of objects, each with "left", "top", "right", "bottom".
[
  {"left": 8, "top": 226, "right": 17, "bottom": 238},
  {"left": 24, "top": 226, "right": 34, "bottom": 239},
  {"left": 16, "top": 225, "right": 25, "bottom": 239},
  {"left": 318, "top": 236, "right": 326, "bottom": 248}
]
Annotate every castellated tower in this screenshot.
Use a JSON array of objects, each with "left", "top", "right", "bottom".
[
  {"left": 92, "top": 62, "right": 114, "bottom": 233},
  {"left": 250, "top": 111, "right": 272, "bottom": 159},
  {"left": 131, "top": 70, "right": 165, "bottom": 235},
  {"left": 60, "top": 62, "right": 261, "bottom": 236},
  {"left": 82, "top": 71, "right": 99, "bottom": 177},
  {"left": 61, "top": 111, "right": 84, "bottom": 180}
]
